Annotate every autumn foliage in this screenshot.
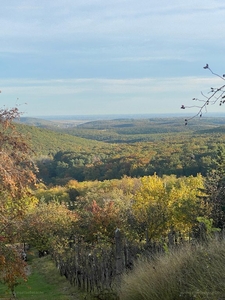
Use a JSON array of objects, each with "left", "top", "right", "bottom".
[
  {"left": 0, "top": 107, "right": 36, "bottom": 196},
  {"left": 0, "top": 107, "right": 222, "bottom": 297},
  {"left": 21, "top": 201, "right": 78, "bottom": 255},
  {"left": 0, "top": 107, "right": 37, "bottom": 294}
]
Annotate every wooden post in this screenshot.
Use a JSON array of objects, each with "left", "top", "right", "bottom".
[
  {"left": 115, "top": 228, "right": 123, "bottom": 275},
  {"left": 168, "top": 228, "right": 175, "bottom": 248},
  {"left": 199, "top": 222, "right": 207, "bottom": 243}
]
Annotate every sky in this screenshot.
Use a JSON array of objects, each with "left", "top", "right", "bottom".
[{"left": 0, "top": 0, "right": 225, "bottom": 117}]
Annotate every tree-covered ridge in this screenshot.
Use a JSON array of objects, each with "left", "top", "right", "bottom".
[
  {"left": 12, "top": 118, "right": 225, "bottom": 185},
  {"left": 15, "top": 117, "right": 57, "bottom": 127},
  {"left": 53, "top": 117, "right": 219, "bottom": 143},
  {"left": 14, "top": 123, "right": 105, "bottom": 155},
  {"left": 194, "top": 125, "right": 225, "bottom": 134},
  {"left": 17, "top": 116, "right": 225, "bottom": 143},
  {"left": 37, "top": 132, "right": 224, "bottom": 184}
]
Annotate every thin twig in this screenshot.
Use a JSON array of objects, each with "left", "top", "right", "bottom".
[{"left": 181, "top": 64, "right": 225, "bottom": 124}]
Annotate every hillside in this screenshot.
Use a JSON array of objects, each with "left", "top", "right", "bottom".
[
  {"left": 16, "top": 116, "right": 225, "bottom": 143},
  {"left": 15, "top": 123, "right": 106, "bottom": 156},
  {"left": 13, "top": 117, "right": 225, "bottom": 185},
  {"left": 195, "top": 125, "right": 225, "bottom": 134}
]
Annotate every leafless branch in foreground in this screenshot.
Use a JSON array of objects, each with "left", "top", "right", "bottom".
[{"left": 181, "top": 64, "right": 225, "bottom": 125}]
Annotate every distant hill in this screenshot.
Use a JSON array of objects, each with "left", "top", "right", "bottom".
[
  {"left": 194, "top": 125, "right": 225, "bottom": 134},
  {"left": 50, "top": 117, "right": 222, "bottom": 143},
  {"left": 14, "top": 117, "right": 225, "bottom": 184},
  {"left": 15, "top": 116, "right": 225, "bottom": 143},
  {"left": 16, "top": 116, "right": 91, "bottom": 129},
  {"left": 15, "top": 123, "right": 105, "bottom": 156},
  {"left": 15, "top": 117, "right": 56, "bottom": 127}
]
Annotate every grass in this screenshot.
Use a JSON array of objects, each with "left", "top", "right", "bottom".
[
  {"left": 0, "top": 251, "right": 90, "bottom": 300},
  {"left": 5, "top": 240, "right": 225, "bottom": 300},
  {"left": 118, "top": 239, "right": 225, "bottom": 300}
]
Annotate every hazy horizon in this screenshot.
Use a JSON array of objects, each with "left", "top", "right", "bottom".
[{"left": 23, "top": 112, "right": 225, "bottom": 121}]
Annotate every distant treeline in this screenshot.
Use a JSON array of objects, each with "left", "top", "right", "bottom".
[{"left": 51, "top": 117, "right": 225, "bottom": 143}]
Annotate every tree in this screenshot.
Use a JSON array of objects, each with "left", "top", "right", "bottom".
[
  {"left": 0, "top": 107, "right": 37, "bottom": 295},
  {"left": 84, "top": 199, "right": 122, "bottom": 242},
  {"left": 132, "top": 174, "right": 208, "bottom": 243},
  {"left": 132, "top": 174, "right": 169, "bottom": 243},
  {"left": 204, "top": 145, "right": 225, "bottom": 229},
  {"left": 181, "top": 64, "right": 225, "bottom": 124},
  {"left": 21, "top": 201, "right": 78, "bottom": 256},
  {"left": 168, "top": 175, "right": 208, "bottom": 238},
  {"left": 0, "top": 107, "right": 36, "bottom": 196}
]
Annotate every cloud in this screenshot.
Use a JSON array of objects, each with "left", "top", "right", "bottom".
[
  {"left": 1, "top": 1, "right": 225, "bottom": 40},
  {"left": 0, "top": 76, "right": 220, "bottom": 94},
  {"left": 0, "top": 75, "right": 222, "bottom": 116},
  {"left": 0, "top": 0, "right": 224, "bottom": 116},
  {"left": 0, "top": 0, "right": 224, "bottom": 83}
]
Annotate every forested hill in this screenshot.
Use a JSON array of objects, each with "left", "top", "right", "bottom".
[
  {"left": 14, "top": 123, "right": 106, "bottom": 156},
  {"left": 70, "top": 117, "right": 225, "bottom": 142},
  {"left": 17, "top": 116, "right": 225, "bottom": 143},
  {"left": 14, "top": 117, "right": 225, "bottom": 185},
  {"left": 195, "top": 125, "right": 225, "bottom": 134}
]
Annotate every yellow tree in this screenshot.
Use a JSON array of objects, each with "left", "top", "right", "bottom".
[
  {"left": 168, "top": 174, "right": 209, "bottom": 239},
  {"left": 132, "top": 174, "right": 209, "bottom": 244},
  {"left": 132, "top": 174, "right": 169, "bottom": 242}
]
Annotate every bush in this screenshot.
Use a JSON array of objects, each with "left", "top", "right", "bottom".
[{"left": 118, "top": 239, "right": 225, "bottom": 300}]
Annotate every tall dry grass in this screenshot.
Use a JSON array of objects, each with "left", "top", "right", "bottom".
[{"left": 118, "top": 240, "right": 225, "bottom": 300}]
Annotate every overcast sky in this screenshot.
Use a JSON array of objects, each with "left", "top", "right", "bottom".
[{"left": 0, "top": 0, "right": 225, "bottom": 117}]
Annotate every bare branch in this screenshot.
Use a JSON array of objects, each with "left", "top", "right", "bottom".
[{"left": 181, "top": 64, "right": 225, "bottom": 124}]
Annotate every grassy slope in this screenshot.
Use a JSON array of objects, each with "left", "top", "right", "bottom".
[{"left": 0, "top": 253, "right": 90, "bottom": 300}]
